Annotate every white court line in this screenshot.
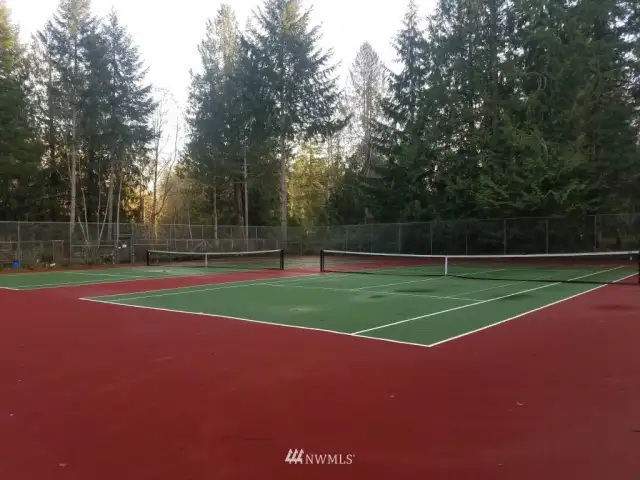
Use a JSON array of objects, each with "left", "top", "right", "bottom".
[
  {"left": 82, "top": 273, "right": 328, "bottom": 301},
  {"left": 0, "top": 286, "right": 18, "bottom": 290},
  {"left": 428, "top": 272, "right": 638, "bottom": 347},
  {"left": 444, "top": 268, "right": 611, "bottom": 298},
  {"left": 17, "top": 270, "right": 318, "bottom": 292},
  {"left": 260, "top": 282, "right": 482, "bottom": 302},
  {"left": 9, "top": 276, "right": 144, "bottom": 290},
  {"left": 349, "top": 267, "right": 509, "bottom": 291},
  {"left": 77, "top": 270, "right": 637, "bottom": 351},
  {"left": 447, "top": 280, "right": 528, "bottom": 297},
  {"left": 351, "top": 266, "right": 627, "bottom": 335},
  {"left": 64, "top": 271, "right": 146, "bottom": 279},
  {"left": 79, "top": 297, "right": 432, "bottom": 350}
]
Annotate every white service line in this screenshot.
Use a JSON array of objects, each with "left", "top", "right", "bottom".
[
  {"left": 351, "top": 266, "right": 626, "bottom": 335},
  {"left": 351, "top": 267, "right": 509, "bottom": 291},
  {"left": 428, "top": 272, "right": 639, "bottom": 347},
  {"left": 446, "top": 268, "right": 608, "bottom": 297},
  {"left": 64, "top": 271, "right": 146, "bottom": 278},
  {"left": 447, "top": 279, "right": 529, "bottom": 297},
  {"left": 83, "top": 272, "right": 328, "bottom": 301},
  {"left": 10, "top": 277, "right": 145, "bottom": 290},
  {"left": 79, "top": 297, "right": 433, "bottom": 350},
  {"left": 261, "top": 282, "right": 482, "bottom": 302}
]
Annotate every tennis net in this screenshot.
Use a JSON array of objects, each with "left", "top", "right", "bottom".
[
  {"left": 146, "top": 249, "right": 285, "bottom": 271},
  {"left": 320, "top": 249, "right": 640, "bottom": 285}
]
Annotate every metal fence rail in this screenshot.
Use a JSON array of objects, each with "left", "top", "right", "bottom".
[{"left": 0, "top": 213, "right": 638, "bottom": 267}]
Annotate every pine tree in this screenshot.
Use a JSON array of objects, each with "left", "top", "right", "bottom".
[
  {"left": 347, "top": 42, "right": 387, "bottom": 173},
  {"left": 185, "top": 5, "right": 251, "bottom": 237},
  {"left": 288, "top": 141, "right": 330, "bottom": 228},
  {"left": 366, "top": 0, "right": 431, "bottom": 222},
  {"left": 0, "top": 2, "right": 43, "bottom": 220},
  {"left": 38, "top": 0, "right": 95, "bottom": 242},
  {"left": 244, "top": 0, "right": 342, "bottom": 241},
  {"left": 101, "top": 9, "right": 153, "bottom": 239}
]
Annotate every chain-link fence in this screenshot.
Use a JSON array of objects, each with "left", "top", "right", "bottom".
[
  {"left": 285, "top": 214, "right": 639, "bottom": 255},
  {"left": 0, "top": 213, "right": 638, "bottom": 267}
]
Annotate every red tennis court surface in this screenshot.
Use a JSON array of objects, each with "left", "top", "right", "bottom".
[{"left": 0, "top": 266, "right": 639, "bottom": 479}]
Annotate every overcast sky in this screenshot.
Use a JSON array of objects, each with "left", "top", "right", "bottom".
[{"left": 9, "top": 0, "right": 437, "bottom": 110}]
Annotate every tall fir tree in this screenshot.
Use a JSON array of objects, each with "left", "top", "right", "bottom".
[
  {"left": 185, "top": 5, "right": 253, "bottom": 236},
  {"left": 244, "top": 0, "right": 343, "bottom": 240},
  {"left": 37, "top": 0, "right": 95, "bottom": 243},
  {"left": 101, "top": 9, "right": 153, "bottom": 236},
  {"left": 0, "top": 2, "right": 43, "bottom": 220},
  {"left": 366, "top": 0, "right": 431, "bottom": 222}
]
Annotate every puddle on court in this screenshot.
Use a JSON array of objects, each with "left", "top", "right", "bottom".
[
  {"left": 288, "top": 306, "right": 320, "bottom": 313},
  {"left": 496, "top": 293, "right": 532, "bottom": 301},
  {"left": 351, "top": 294, "right": 393, "bottom": 302}
]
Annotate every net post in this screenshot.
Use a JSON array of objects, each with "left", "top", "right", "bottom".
[
  {"left": 320, "top": 250, "right": 325, "bottom": 272},
  {"left": 444, "top": 256, "right": 449, "bottom": 276},
  {"left": 637, "top": 250, "right": 639, "bottom": 284},
  {"left": 145, "top": 250, "right": 150, "bottom": 266},
  {"left": 280, "top": 249, "right": 285, "bottom": 270},
  {"left": 204, "top": 253, "right": 208, "bottom": 267}
]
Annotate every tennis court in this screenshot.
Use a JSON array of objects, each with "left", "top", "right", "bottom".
[
  {"left": 0, "top": 249, "right": 286, "bottom": 290},
  {"left": 1, "top": 248, "right": 639, "bottom": 480},
  {"left": 3, "top": 249, "right": 637, "bottom": 347}
]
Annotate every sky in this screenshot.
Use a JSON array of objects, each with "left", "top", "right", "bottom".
[{"left": 8, "top": 0, "right": 437, "bottom": 113}]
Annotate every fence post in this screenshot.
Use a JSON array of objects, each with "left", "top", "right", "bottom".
[
  {"left": 594, "top": 215, "right": 598, "bottom": 251},
  {"left": 397, "top": 224, "right": 402, "bottom": 253}
]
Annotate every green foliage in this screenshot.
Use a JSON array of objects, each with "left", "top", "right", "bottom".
[
  {"left": 357, "top": 0, "right": 640, "bottom": 224},
  {"left": 242, "top": 0, "right": 345, "bottom": 236},
  {"left": 0, "top": 2, "right": 43, "bottom": 220},
  {"left": 1, "top": 0, "right": 639, "bottom": 236},
  {"left": 288, "top": 142, "right": 331, "bottom": 228}
]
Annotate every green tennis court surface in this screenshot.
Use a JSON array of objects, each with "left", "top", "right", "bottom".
[
  {"left": 0, "top": 249, "right": 291, "bottom": 290},
  {"left": 0, "top": 266, "right": 244, "bottom": 290},
  {"left": 81, "top": 268, "right": 636, "bottom": 347}
]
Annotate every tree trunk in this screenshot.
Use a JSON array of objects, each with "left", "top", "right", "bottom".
[
  {"left": 139, "top": 172, "right": 145, "bottom": 224},
  {"left": 152, "top": 161, "right": 158, "bottom": 239},
  {"left": 115, "top": 172, "right": 123, "bottom": 263},
  {"left": 213, "top": 184, "right": 218, "bottom": 247},
  {"left": 280, "top": 134, "right": 287, "bottom": 246},
  {"left": 235, "top": 181, "right": 244, "bottom": 229},
  {"left": 107, "top": 172, "right": 114, "bottom": 241},
  {"left": 69, "top": 106, "right": 77, "bottom": 260}
]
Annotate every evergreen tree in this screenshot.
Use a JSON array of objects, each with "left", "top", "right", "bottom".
[
  {"left": 101, "top": 9, "right": 154, "bottom": 234},
  {"left": 37, "top": 0, "right": 95, "bottom": 243},
  {"left": 288, "top": 141, "right": 330, "bottom": 228},
  {"left": 366, "top": 0, "right": 431, "bottom": 222},
  {"left": 185, "top": 5, "right": 255, "bottom": 235},
  {"left": 244, "top": 0, "right": 343, "bottom": 240},
  {"left": 347, "top": 41, "right": 386, "bottom": 172},
  {"left": 0, "top": 2, "right": 43, "bottom": 220}
]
